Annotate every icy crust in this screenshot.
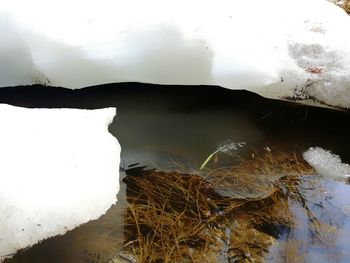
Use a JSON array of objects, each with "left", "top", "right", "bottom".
[
  {"left": 0, "top": 105, "right": 120, "bottom": 262},
  {"left": 0, "top": 0, "right": 350, "bottom": 109},
  {"left": 303, "top": 147, "right": 350, "bottom": 181}
]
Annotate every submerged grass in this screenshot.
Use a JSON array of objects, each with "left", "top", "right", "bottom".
[{"left": 120, "top": 149, "right": 327, "bottom": 262}]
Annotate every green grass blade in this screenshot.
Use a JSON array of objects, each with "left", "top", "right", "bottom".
[{"left": 200, "top": 149, "right": 220, "bottom": 171}]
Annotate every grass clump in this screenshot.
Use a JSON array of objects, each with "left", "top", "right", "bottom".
[{"left": 120, "top": 149, "right": 319, "bottom": 262}]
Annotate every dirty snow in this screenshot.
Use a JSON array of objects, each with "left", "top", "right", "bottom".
[{"left": 0, "top": 105, "right": 120, "bottom": 262}]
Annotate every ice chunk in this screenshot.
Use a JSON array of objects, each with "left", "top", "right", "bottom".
[
  {"left": 0, "top": 104, "right": 120, "bottom": 262},
  {"left": 216, "top": 140, "right": 246, "bottom": 155},
  {"left": 303, "top": 147, "right": 350, "bottom": 181},
  {"left": 0, "top": 0, "right": 350, "bottom": 109}
]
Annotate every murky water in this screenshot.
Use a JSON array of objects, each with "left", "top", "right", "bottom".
[{"left": 1, "top": 83, "right": 350, "bottom": 262}]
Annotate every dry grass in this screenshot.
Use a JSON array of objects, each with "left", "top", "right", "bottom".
[
  {"left": 330, "top": 0, "right": 350, "bottom": 14},
  {"left": 120, "top": 149, "right": 319, "bottom": 262},
  {"left": 344, "top": 0, "right": 350, "bottom": 13}
]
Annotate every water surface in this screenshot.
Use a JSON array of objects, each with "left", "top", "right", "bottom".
[{"left": 1, "top": 83, "right": 350, "bottom": 262}]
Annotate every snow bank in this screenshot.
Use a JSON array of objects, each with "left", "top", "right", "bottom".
[
  {"left": 0, "top": 0, "right": 350, "bottom": 109},
  {"left": 0, "top": 104, "right": 120, "bottom": 262},
  {"left": 303, "top": 147, "right": 350, "bottom": 181}
]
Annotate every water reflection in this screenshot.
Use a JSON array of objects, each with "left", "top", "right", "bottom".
[{"left": 267, "top": 176, "right": 350, "bottom": 263}]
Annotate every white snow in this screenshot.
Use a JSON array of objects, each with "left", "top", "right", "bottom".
[
  {"left": 303, "top": 147, "right": 350, "bottom": 181},
  {"left": 0, "top": 0, "right": 350, "bottom": 108},
  {"left": 0, "top": 104, "right": 120, "bottom": 262}
]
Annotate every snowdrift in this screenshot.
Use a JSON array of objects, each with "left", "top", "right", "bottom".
[{"left": 0, "top": 0, "right": 350, "bottom": 108}]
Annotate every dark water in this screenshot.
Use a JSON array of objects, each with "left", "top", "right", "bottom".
[{"left": 1, "top": 83, "right": 350, "bottom": 262}]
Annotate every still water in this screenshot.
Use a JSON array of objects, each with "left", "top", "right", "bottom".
[{"left": 1, "top": 83, "right": 350, "bottom": 262}]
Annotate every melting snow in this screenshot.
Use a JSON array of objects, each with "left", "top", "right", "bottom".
[
  {"left": 0, "top": 0, "right": 350, "bottom": 108},
  {"left": 0, "top": 104, "right": 120, "bottom": 262},
  {"left": 303, "top": 147, "right": 350, "bottom": 181}
]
